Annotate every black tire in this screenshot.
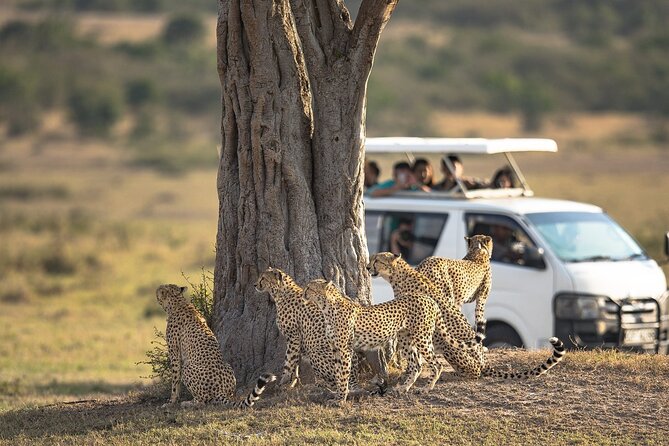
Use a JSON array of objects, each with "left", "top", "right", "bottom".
[{"left": 485, "top": 323, "right": 523, "bottom": 349}]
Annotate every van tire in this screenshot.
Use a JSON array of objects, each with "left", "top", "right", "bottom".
[{"left": 485, "top": 324, "right": 523, "bottom": 349}]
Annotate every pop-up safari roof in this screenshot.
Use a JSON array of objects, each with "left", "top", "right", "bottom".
[{"left": 364, "top": 137, "right": 559, "bottom": 199}]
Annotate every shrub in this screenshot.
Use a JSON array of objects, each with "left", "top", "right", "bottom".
[
  {"left": 68, "top": 84, "right": 123, "bottom": 137},
  {"left": 0, "top": 66, "right": 39, "bottom": 135},
  {"left": 162, "top": 14, "right": 205, "bottom": 45},
  {"left": 125, "top": 79, "right": 158, "bottom": 108}
]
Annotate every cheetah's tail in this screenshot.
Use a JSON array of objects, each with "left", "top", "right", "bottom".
[
  {"left": 482, "top": 337, "right": 566, "bottom": 379},
  {"left": 239, "top": 373, "right": 277, "bottom": 408}
]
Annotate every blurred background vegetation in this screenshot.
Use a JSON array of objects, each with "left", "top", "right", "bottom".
[
  {"left": 1, "top": 0, "right": 669, "bottom": 142},
  {"left": 0, "top": 0, "right": 667, "bottom": 410}
]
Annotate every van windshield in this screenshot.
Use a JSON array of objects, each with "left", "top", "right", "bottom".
[{"left": 526, "top": 212, "right": 647, "bottom": 263}]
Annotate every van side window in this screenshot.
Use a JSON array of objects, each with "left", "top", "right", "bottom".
[
  {"left": 365, "top": 212, "right": 384, "bottom": 255},
  {"left": 367, "top": 212, "right": 448, "bottom": 265},
  {"left": 465, "top": 213, "right": 538, "bottom": 267}
]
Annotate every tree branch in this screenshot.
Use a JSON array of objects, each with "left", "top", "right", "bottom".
[{"left": 349, "top": 0, "right": 398, "bottom": 79}]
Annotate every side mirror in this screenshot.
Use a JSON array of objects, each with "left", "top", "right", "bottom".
[{"left": 522, "top": 245, "right": 546, "bottom": 269}]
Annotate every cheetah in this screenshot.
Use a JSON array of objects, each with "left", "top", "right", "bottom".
[
  {"left": 155, "top": 284, "right": 275, "bottom": 408},
  {"left": 367, "top": 252, "right": 485, "bottom": 376},
  {"left": 254, "top": 268, "right": 360, "bottom": 397},
  {"left": 368, "top": 252, "right": 477, "bottom": 343},
  {"left": 417, "top": 234, "right": 493, "bottom": 334},
  {"left": 367, "top": 255, "right": 566, "bottom": 379},
  {"left": 303, "top": 278, "right": 452, "bottom": 397}
]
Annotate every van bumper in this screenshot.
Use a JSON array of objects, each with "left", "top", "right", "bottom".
[{"left": 555, "top": 294, "right": 668, "bottom": 354}]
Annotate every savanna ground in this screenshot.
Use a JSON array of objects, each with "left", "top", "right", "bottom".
[
  {"left": 1, "top": 6, "right": 668, "bottom": 444},
  {"left": 1, "top": 111, "right": 668, "bottom": 444}
]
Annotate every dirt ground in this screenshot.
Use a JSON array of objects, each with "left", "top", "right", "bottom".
[{"left": 2, "top": 349, "right": 667, "bottom": 445}]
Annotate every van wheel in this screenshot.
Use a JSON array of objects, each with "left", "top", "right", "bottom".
[{"left": 485, "top": 324, "right": 523, "bottom": 349}]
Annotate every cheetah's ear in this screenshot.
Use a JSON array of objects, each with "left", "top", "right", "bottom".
[
  {"left": 274, "top": 269, "right": 287, "bottom": 283},
  {"left": 179, "top": 286, "right": 188, "bottom": 294},
  {"left": 464, "top": 236, "right": 471, "bottom": 242}
]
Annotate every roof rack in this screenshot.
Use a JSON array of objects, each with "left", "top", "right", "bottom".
[{"left": 364, "top": 137, "right": 558, "bottom": 199}]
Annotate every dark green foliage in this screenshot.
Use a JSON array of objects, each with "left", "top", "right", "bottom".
[
  {"left": 68, "top": 84, "right": 123, "bottom": 136},
  {"left": 2, "top": 0, "right": 669, "bottom": 139},
  {"left": 125, "top": 79, "right": 159, "bottom": 108},
  {"left": 183, "top": 269, "right": 214, "bottom": 329},
  {"left": 0, "top": 65, "right": 39, "bottom": 135},
  {"left": 162, "top": 14, "right": 205, "bottom": 45}
]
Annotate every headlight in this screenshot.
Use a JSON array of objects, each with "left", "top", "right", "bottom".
[{"left": 554, "top": 294, "right": 609, "bottom": 320}]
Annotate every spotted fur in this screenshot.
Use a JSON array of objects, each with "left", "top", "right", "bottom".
[
  {"left": 368, "top": 254, "right": 566, "bottom": 379},
  {"left": 303, "top": 279, "right": 444, "bottom": 397},
  {"left": 417, "top": 235, "right": 493, "bottom": 334},
  {"left": 255, "top": 268, "right": 359, "bottom": 396},
  {"left": 156, "top": 284, "right": 275, "bottom": 408},
  {"left": 367, "top": 253, "right": 487, "bottom": 376}
]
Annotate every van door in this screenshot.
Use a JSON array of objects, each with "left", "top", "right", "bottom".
[
  {"left": 464, "top": 213, "right": 554, "bottom": 348},
  {"left": 366, "top": 210, "right": 449, "bottom": 303}
]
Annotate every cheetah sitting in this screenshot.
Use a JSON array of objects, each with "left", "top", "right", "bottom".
[
  {"left": 254, "top": 268, "right": 360, "bottom": 397},
  {"left": 303, "top": 278, "right": 455, "bottom": 397},
  {"left": 155, "top": 284, "right": 275, "bottom": 408},
  {"left": 417, "top": 234, "right": 493, "bottom": 334},
  {"left": 367, "top": 255, "right": 566, "bottom": 379}
]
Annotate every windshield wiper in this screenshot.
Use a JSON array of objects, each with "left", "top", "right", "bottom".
[
  {"left": 568, "top": 255, "right": 614, "bottom": 263},
  {"left": 616, "top": 253, "right": 647, "bottom": 261}
]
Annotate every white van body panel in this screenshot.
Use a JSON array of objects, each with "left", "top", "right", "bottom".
[{"left": 564, "top": 260, "right": 667, "bottom": 301}]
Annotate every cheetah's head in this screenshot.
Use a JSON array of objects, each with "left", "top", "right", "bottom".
[
  {"left": 255, "top": 267, "right": 292, "bottom": 300},
  {"left": 303, "top": 279, "right": 338, "bottom": 311},
  {"left": 367, "top": 252, "right": 401, "bottom": 280},
  {"left": 465, "top": 235, "right": 493, "bottom": 259},
  {"left": 156, "top": 284, "right": 188, "bottom": 311}
]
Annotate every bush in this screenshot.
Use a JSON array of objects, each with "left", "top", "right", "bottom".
[
  {"left": 0, "top": 66, "right": 39, "bottom": 135},
  {"left": 68, "top": 84, "right": 123, "bottom": 136},
  {"left": 162, "top": 14, "right": 205, "bottom": 45},
  {"left": 125, "top": 79, "right": 158, "bottom": 108}
]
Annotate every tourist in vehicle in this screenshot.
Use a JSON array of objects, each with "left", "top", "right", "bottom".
[
  {"left": 364, "top": 159, "right": 380, "bottom": 191},
  {"left": 491, "top": 166, "right": 515, "bottom": 189},
  {"left": 369, "top": 162, "right": 428, "bottom": 197},
  {"left": 412, "top": 158, "right": 434, "bottom": 189},
  {"left": 433, "top": 155, "right": 485, "bottom": 192},
  {"left": 390, "top": 218, "right": 414, "bottom": 258}
]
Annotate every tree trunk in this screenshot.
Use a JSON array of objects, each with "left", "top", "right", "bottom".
[{"left": 215, "top": 0, "right": 397, "bottom": 384}]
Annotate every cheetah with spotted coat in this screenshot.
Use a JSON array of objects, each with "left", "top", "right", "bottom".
[
  {"left": 303, "top": 279, "right": 474, "bottom": 398},
  {"left": 368, "top": 254, "right": 566, "bottom": 379},
  {"left": 156, "top": 284, "right": 275, "bottom": 408},
  {"left": 417, "top": 234, "right": 493, "bottom": 334},
  {"left": 255, "top": 268, "right": 359, "bottom": 395}
]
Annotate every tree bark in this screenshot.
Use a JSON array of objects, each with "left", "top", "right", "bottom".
[{"left": 215, "top": 0, "right": 398, "bottom": 384}]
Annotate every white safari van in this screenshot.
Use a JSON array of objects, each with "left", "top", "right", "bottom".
[{"left": 364, "top": 137, "right": 669, "bottom": 354}]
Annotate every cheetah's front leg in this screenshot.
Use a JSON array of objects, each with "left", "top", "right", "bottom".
[
  {"left": 162, "top": 338, "right": 182, "bottom": 407},
  {"left": 279, "top": 337, "right": 301, "bottom": 388}
]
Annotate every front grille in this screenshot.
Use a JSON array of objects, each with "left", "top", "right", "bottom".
[{"left": 620, "top": 298, "right": 659, "bottom": 325}]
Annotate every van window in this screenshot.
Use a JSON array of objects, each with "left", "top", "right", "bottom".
[
  {"left": 365, "top": 212, "right": 384, "bottom": 255},
  {"left": 366, "top": 212, "right": 448, "bottom": 265},
  {"left": 465, "top": 213, "right": 538, "bottom": 267}
]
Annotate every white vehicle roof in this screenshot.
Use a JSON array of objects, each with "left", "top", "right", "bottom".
[
  {"left": 364, "top": 196, "right": 603, "bottom": 216},
  {"left": 365, "top": 137, "right": 558, "bottom": 154}
]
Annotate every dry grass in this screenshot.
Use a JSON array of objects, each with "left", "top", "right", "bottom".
[
  {"left": 1, "top": 111, "right": 668, "bottom": 443},
  {"left": 0, "top": 349, "right": 667, "bottom": 445}
]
